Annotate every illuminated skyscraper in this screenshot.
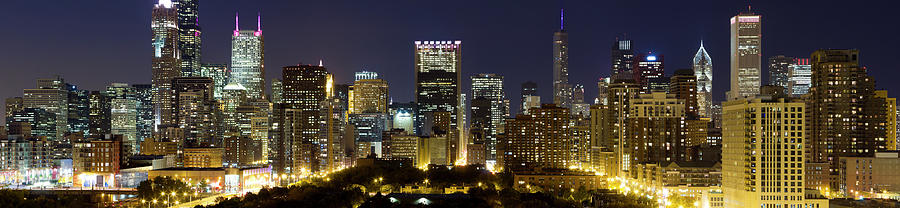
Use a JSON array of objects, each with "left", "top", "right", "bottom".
[
  {"left": 132, "top": 84, "right": 154, "bottom": 148},
  {"left": 5, "top": 97, "right": 23, "bottom": 122},
  {"left": 106, "top": 83, "right": 138, "bottom": 156},
  {"left": 349, "top": 71, "right": 389, "bottom": 114},
  {"left": 470, "top": 74, "right": 505, "bottom": 163},
  {"left": 152, "top": 0, "right": 181, "bottom": 127},
  {"left": 277, "top": 64, "right": 330, "bottom": 173},
  {"left": 692, "top": 42, "right": 713, "bottom": 116},
  {"left": 729, "top": 11, "right": 762, "bottom": 99},
  {"left": 175, "top": 0, "right": 201, "bottom": 77},
  {"left": 553, "top": 9, "right": 572, "bottom": 109},
  {"left": 625, "top": 92, "right": 686, "bottom": 176},
  {"left": 23, "top": 77, "right": 67, "bottom": 151},
  {"left": 172, "top": 77, "right": 217, "bottom": 147},
  {"left": 414, "top": 40, "right": 461, "bottom": 143},
  {"left": 66, "top": 85, "right": 90, "bottom": 136},
  {"left": 200, "top": 63, "right": 229, "bottom": 100},
  {"left": 787, "top": 58, "right": 811, "bottom": 97},
  {"left": 231, "top": 13, "right": 265, "bottom": 99}
]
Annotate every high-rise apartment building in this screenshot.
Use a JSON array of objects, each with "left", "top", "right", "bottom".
[
  {"left": 231, "top": 14, "right": 265, "bottom": 99},
  {"left": 151, "top": 0, "right": 181, "bottom": 127},
  {"left": 414, "top": 40, "right": 461, "bottom": 153},
  {"left": 175, "top": 0, "right": 201, "bottom": 77},
  {"left": 625, "top": 92, "right": 686, "bottom": 177},
  {"left": 670, "top": 69, "right": 699, "bottom": 117},
  {"left": 503, "top": 104, "right": 571, "bottom": 172},
  {"left": 552, "top": 10, "right": 572, "bottom": 109},
  {"left": 807, "top": 49, "right": 890, "bottom": 191},
  {"left": 470, "top": 74, "right": 506, "bottom": 163},
  {"left": 722, "top": 96, "right": 806, "bottom": 208},
  {"left": 876, "top": 91, "right": 897, "bottom": 151},
  {"left": 768, "top": 55, "right": 793, "bottom": 95},
  {"left": 349, "top": 71, "right": 388, "bottom": 114},
  {"left": 729, "top": 12, "right": 762, "bottom": 100},
  {"left": 692, "top": 42, "right": 713, "bottom": 116}
]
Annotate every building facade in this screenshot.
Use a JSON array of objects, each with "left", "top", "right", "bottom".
[
  {"left": 692, "top": 42, "right": 713, "bottom": 117},
  {"left": 231, "top": 14, "right": 265, "bottom": 99},
  {"left": 729, "top": 12, "right": 762, "bottom": 99}
]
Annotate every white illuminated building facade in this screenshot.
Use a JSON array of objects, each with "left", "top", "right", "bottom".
[
  {"left": 693, "top": 42, "right": 713, "bottom": 117},
  {"left": 231, "top": 14, "right": 265, "bottom": 99},
  {"left": 729, "top": 12, "right": 761, "bottom": 100}
]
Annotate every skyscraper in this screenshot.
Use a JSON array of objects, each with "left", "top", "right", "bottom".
[
  {"left": 66, "top": 85, "right": 90, "bottom": 136},
  {"left": 349, "top": 71, "right": 389, "bottom": 114},
  {"left": 625, "top": 93, "right": 686, "bottom": 173},
  {"left": 175, "top": 0, "right": 201, "bottom": 77},
  {"left": 722, "top": 95, "right": 808, "bottom": 207},
  {"left": 552, "top": 9, "right": 572, "bottom": 109},
  {"left": 692, "top": 42, "right": 713, "bottom": 116},
  {"left": 23, "top": 77, "right": 68, "bottom": 151},
  {"left": 807, "top": 49, "right": 891, "bottom": 190},
  {"left": 152, "top": 0, "right": 181, "bottom": 127},
  {"left": 788, "top": 58, "right": 811, "bottom": 97},
  {"left": 279, "top": 64, "right": 330, "bottom": 173},
  {"left": 520, "top": 81, "right": 537, "bottom": 114},
  {"left": 200, "top": 63, "right": 229, "bottom": 100},
  {"left": 611, "top": 38, "right": 635, "bottom": 81},
  {"left": 729, "top": 11, "right": 762, "bottom": 100},
  {"left": 172, "top": 77, "right": 217, "bottom": 147},
  {"left": 133, "top": 84, "right": 154, "bottom": 148},
  {"left": 470, "top": 74, "right": 506, "bottom": 164},
  {"left": 106, "top": 83, "right": 138, "bottom": 157},
  {"left": 768, "top": 55, "right": 793, "bottom": 95},
  {"left": 414, "top": 40, "right": 461, "bottom": 144},
  {"left": 231, "top": 13, "right": 265, "bottom": 99},
  {"left": 634, "top": 52, "right": 665, "bottom": 93}
]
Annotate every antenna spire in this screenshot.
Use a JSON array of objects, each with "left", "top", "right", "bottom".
[
  {"left": 560, "top": 8, "right": 565, "bottom": 30},
  {"left": 234, "top": 12, "right": 239, "bottom": 31},
  {"left": 257, "top": 12, "right": 261, "bottom": 31},
  {"left": 319, "top": 59, "right": 324, "bottom": 67}
]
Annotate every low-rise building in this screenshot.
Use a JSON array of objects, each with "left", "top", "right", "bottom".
[
  {"left": 183, "top": 147, "right": 223, "bottom": 168},
  {"left": 513, "top": 170, "right": 603, "bottom": 192},
  {"left": 839, "top": 152, "right": 900, "bottom": 199},
  {"left": 73, "top": 135, "right": 124, "bottom": 188},
  {"left": 148, "top": 166, "right": 271, "bottom": 193}
]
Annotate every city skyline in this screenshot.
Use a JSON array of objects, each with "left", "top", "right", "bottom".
[
  {"left": 2, "top": 1, "right": 899, "bottom": 120},
  {"left": 2, "top": 1, "right": 900, "bottom": 207}
]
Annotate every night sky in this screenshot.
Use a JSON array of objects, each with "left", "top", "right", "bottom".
[{"left": 1, "top": 0, "right": 899, "bottom": 119}]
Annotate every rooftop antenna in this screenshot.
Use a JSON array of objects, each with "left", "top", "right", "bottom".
[
  {"left": 235, "top": 12, "right": 239, "bottom": 31},
  {"left": 257, "top": 12, "right": 261, "bottom": 31}
]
